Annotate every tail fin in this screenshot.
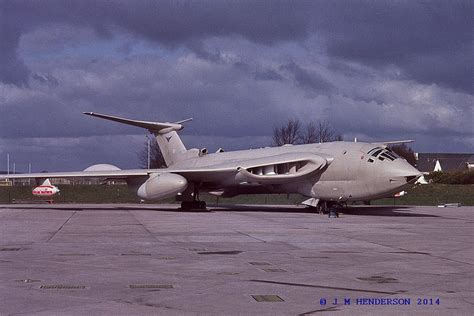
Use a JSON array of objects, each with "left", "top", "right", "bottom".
[
  {"left": 84, "top": 112, "right": 193, "bottom": 166},
  {"left": 155, "top": 130, "right": 187, "bottom": 166}
]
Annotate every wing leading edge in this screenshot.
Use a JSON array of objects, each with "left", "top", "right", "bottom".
[
  {"left": 0, "top": 167, "right": 237, "bottom": 181},
  {"left": 0, "top": 153, "right": 332, "bottom": 185}
]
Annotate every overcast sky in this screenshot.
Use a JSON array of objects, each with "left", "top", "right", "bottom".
[{"left": 0, "top": 0, "right": 472, "bottom": 172}]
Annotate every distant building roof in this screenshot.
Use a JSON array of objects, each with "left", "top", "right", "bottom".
[{"left": 417, "top": 153, "right": 474, "bottom": 172}]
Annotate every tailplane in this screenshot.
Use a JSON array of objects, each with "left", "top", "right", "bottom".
[{"left": 84, "top": 112, "right": 193, "bottom": 166}]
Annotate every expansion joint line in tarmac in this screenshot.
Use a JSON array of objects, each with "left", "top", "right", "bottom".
[{"left": 46, "top": 210, "right": 77, "bottom": 242}]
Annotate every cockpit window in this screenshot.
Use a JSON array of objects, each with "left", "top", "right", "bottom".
[
  {"left": 386, "top": 148, "right": 399, "bottom": 158},
  {"left": 367, "top": 148, "right": 378, "bottom": 155},
  {"left": 366, "top": 147, "right": 398, "bottom": 162},
  {"left": 380, "top": 152, "right": 395, "bottom": 161},
  {"left": 372, "top": 149, "right": 383, "bottom": 157}
]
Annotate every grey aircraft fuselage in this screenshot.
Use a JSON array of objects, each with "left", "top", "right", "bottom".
[{"left": 170, "top": 141, "right": 420, "bottom": 202}]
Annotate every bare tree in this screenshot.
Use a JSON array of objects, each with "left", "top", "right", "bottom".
[
  {"left": 301, "top": 121, "right": 341, "bottom": 143},
  {"left": 138, "top": 135, "right": 166, "bottom": 169},
  {"left": 316, "top": 121, "right": 333, "bottom": 143},
  {"left": 273, "top": 119, "right": 342, "bottom": 146},
  {"left": 272, "top": 118, "right": 302, "bottom": 146},
  {"left": 301, "top": 121, "right": 319, "bottom": 144}
]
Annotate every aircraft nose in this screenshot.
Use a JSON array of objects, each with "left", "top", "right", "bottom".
[{"left": 388, "top": 160, "right": 422, "bottom": 182}]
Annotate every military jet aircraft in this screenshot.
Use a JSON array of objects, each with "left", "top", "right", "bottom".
[{"left": 1, "top": 112, "right": 421, "bottom": 211}]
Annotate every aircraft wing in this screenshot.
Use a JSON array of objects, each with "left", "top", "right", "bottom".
[
  {"left": 0, "top": 169, "right": 151, "bottom": 180},
  {"left": 0, "top": 168, "right": 236, "bottom": 181},
  {"left": 0, "top": 153, "right": 332, "bottom": 185}
]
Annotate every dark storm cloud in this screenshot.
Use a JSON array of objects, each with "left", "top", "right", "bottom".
[
  {"left": 0, "top": 0, "right": 308, "bottom": 86},
  {"left": 0, "top": 18, "right": 30, "bottom": 86},
  {"left": 280, "top": 62, "right": 333, "bottom": 92},
  {"left": 319, "top": 1, "right": 473, "bottom": 93},
  {"left": 254, "top": 69, "right": 283, "bottom": 81},
  {"left": 31, "top": 73, "right": 59, "bottom": 87},
  {"left": 0, "top": 54, "right": 291, "bottom": 140},
  {"left": 1, "top": 0, "right": 471, "bottom": 91}
]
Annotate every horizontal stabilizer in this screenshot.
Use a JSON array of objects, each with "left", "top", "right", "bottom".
[{"left": 84, "top": 112, "right": 192, "bottom": 134}]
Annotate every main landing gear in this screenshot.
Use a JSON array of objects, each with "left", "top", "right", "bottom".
[
  {"left": 327, "top": 203, "right": 340, "bottom": 218},
  {"left": 180, "top": 200, "right": 207, "bottom": 210},
  {"left": 178, "top": 184, "right": 207, "bottom": 210}
]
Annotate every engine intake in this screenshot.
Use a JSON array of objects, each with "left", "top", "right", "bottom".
[{"left": 137, "top": 173, "right": 188, "bottom": 201}]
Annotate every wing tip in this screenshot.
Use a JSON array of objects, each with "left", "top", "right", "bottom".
[{"left": 175, "top": 118, "right": 193, "bottom": 124}]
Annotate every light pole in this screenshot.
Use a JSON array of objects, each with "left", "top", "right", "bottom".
[
  {"left": 147, "top": 138, "right": 151, "bottom": 169},
  {"left": 7, "top": 154, "right": 10, "bottom": 175}
]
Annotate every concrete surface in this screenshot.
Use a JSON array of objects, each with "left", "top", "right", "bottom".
[{"left": 0, "top": 204, "right": 472, "bottom": 315}]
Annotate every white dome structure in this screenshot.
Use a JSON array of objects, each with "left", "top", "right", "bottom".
[{"left": 83, "top": 164, "right": 121, "bottom": 172}]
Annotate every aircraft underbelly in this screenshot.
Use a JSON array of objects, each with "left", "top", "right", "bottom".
[{"left": 307, "top": 179, "right": 375, "bottom": 201}]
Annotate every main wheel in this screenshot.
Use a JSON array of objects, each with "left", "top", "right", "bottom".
[
  {"left": 180, "top": 201, "right": 207, "bottom": 210},
  {"left": 328, "top": 203, "right": 339, "bottom": 218}
]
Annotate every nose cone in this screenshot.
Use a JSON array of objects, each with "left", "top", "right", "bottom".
[{"left": 386, "top": 159, "right": 422, "bottom": 184}]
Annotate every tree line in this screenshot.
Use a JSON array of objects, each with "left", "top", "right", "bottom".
[{"left": 272, "top": 119, "right": 342, "bottom": 146}]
